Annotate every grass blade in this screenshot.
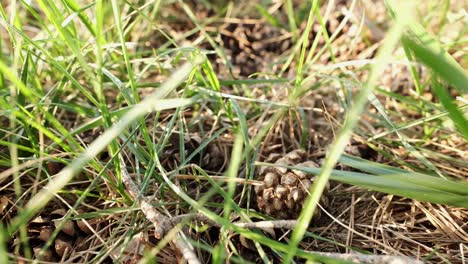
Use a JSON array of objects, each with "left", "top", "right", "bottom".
[
  {"left": 284, "top": 1, "right": 416, "bottom": 261},
  {"left": 6, "top": 57, "right": 203, "bottom": 235},
  {"left": 431, "top": 77, "right": 468, "bottom": 139},
  {"left": 260, "top": 162, "right": 468, "bottom": 208},
  {"left": 339, "top": 154, "right": 468, "bottom": 196},
  {"left": 401, "top": 33, "right": 468, "bottom": 94}
]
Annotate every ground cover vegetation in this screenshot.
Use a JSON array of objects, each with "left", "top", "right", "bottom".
[{"left": 0, "top": 0, "right": 467, "bottom": 263}]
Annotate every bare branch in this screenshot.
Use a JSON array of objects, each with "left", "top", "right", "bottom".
[{"left": 119, "top": 154, "right": 200, "bottom": 264}]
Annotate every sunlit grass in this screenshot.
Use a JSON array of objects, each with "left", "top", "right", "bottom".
[{"left": 0, "top": 0, "right": 466, "bottom": 263}]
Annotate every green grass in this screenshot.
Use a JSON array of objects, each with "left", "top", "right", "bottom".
[{"left": 0, "top": 0, "right": 467, "bottom": 263}]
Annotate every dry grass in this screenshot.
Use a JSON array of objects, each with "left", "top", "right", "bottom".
[{"left": 1, "top": 0, "right": 467, "bottom": 263}]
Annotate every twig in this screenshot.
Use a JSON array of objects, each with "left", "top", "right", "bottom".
[
  {"left": 165, "top": 213, "right": 424, "bottom": 263},
  {"left": 118, "top": 154, "right": 200, "bottom": 264},
  {"left": 170, "top": 213, "right": 221, "bottom": 228},
  {"left": 234, "top": 219, "right": 298, "bottom": 229},
  {"left": 169, "top": 214, "right": 296, "bottom": 230},
  {"left": 174, "top": 233, "right": 200, "bottom": 264},
  {"left": 119, "top": 157, "right": 423, "bottom": 264},
  {"left": 307, "top": 252, "right": 424, "bottom": 264},
  {"left": 174, "top": 174, "right": 263, "bottom": 186}
]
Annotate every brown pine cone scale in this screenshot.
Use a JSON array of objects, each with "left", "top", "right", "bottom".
[{"left": 255, "top": 150, "right": 329, "bottom": 219}]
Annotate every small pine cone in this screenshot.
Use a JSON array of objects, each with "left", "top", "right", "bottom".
[
  {"left": 255, "top": 149, "right": 329, "bottom": 219},
  {"left": 24, "top": 208, "right": 102, "bottom": 261}
]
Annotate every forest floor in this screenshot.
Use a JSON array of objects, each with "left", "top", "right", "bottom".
[{"left": 1, "top": 0, "right": 467, "bottom": 263}]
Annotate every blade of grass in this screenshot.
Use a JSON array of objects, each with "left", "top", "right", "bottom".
[
  {"left": 0, "top": 100, "right": 73, "bottom": 156},
  {"left": 34, "top": 142, "right": 133, "bottom": 259},
  {"left": 370, "top": 103, "right": 468, "bottom": 140},
  {"left": 387, "top": 0, "right": 467, "bottom": 95},
  {"left": 255, "top": 4, "right": 282, "bottom": 28},
  {"left": 152, "top": 147, "right": 352, "bottom": 264},
  {"left": 110, "top": 0, "right": 138, "bottom": 103},
  {"left": 0, "top": 225, "right": 7, "bottom": 263},
  {"left": 280, "top": 0, "right": 318, "bottom": 80},
  {"left": 305, "top": 0, "right": 357, "bottom": 68},
  {"left": 291, "top": 0, "right": 319, "bottom": 92},
  {"left": 178, "top": 0, "right": 234, "bottom": 75},
  {"left": 6, "top": 27, "right": 31, "bottom": 260},
  {"left": 61, "top": 0, "right": 96, "bottom": 36},
  {"left": 368, "top": 93, "right": 447, "bottom": 178},
  {"left": 431, "top": 77, "right": 468, "bottom": 139},
  {"left": 224, "top": 131, "right": 244, "bottom": 219},
  {"left": 6, "top": 57, "right": 203, "bottom": 235},
  {"left": 0, "top": 59, "right": 87, "bottom": 155},
  {"left": 230, "top": 99, "right": 256, "bottom": 210},
  {"left": 0, "top": 19, "right": 99, "bottom": 106},
  {"left": 284, "top": 0, "right": 298, "bottom": 40},
  {"left": 283, "top": 1, "right": 415, "bottom": 261},
  {"left": 36, "top": 0, "right": 98, "bottom": 89},
  {"left": 217, "top": 78, "right": 290, "bottom": 86},
  {"left": 402, "top": 45, "right": 423, "bottom": 95},
  {"left": 260, "top": 162, "right": 468, "bottom": 207},
  {"left": 339, "top": 154, "right": 468, "bottom": 196},
  {"left": 401, "top": 32, "right": 468, "bottom": 94}
]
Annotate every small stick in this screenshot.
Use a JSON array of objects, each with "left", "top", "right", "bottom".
[
  {"left": 120, "top": 158, "right": 423, "bottom": 264},
  {"left": 307, "top": 252, "right": 424, "bottom": 264},
  {"left": 118, "top": 154, "right": 200, "bottom": 264},
  {"left": 234, "top": 219, "right": 298, "bottom": 230},
  {"left": 165, "top": 213, "right": 424, "bottom": 264},
  {"left": 170, "top": 213, "right": 221, "bottom": 228},
  {"left": 173, "top": 233, "right": 200, "bottom": 264},
  {"left": 173, "top": 174, "right": 263, "bottom": 186},
  {"left": 168, "top": 214, "right": 296, "bottom": 230}
]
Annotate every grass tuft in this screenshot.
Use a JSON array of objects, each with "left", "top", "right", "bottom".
[{"left": 1, "top": 0, "right": 466, "bottom": 263}]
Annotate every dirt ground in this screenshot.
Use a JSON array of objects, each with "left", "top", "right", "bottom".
[{"left": 1, "top": 0, "right": 467, "bottom": 263}]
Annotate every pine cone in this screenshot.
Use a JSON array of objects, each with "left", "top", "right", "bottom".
[
  {"left": 21, "top": 208, "right": 103, "bottom": 262},
  {"left": 255, "top": 149, "right": 329, "bottom": 219},
  {"left": 161, "top": 135, "right": 228, "bottom": 172}
]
